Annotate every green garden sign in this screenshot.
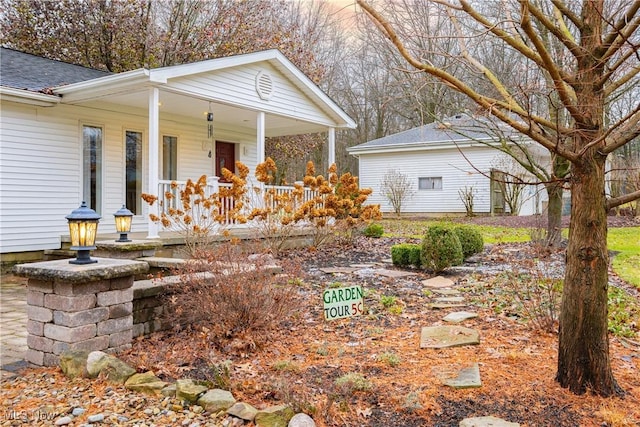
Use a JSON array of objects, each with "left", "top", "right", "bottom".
[{"left": 323, "top": 285, "right": 364, "bottom": 320}]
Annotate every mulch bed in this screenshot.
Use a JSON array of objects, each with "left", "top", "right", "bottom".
[{"left": 1, "top": 217, "right": 639, "bottom": 426}]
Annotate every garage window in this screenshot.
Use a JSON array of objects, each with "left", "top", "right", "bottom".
[{"left": 418, "top": 177, "right": 442, "bottom": 190}]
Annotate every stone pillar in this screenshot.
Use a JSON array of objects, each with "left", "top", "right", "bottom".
[{"left": 14, "top": 258, "right": 148, "bottom": 367}]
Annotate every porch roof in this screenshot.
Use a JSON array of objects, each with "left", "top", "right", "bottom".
[{"left": 52, "top": 49, "right": 356, "bottom": 137}]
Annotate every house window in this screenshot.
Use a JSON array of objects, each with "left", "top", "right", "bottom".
[
  {"left": 418, "top": 177, "right": 443, "bottom": 190},
  {"left": 125, "top": 131, "right": 142, "bottom": 215},
  {"left": 82, "top": 125, "right": 102, "bottom": 214},
  {"left": 162, "top": 135, "right": 177, "bottom": 180}
]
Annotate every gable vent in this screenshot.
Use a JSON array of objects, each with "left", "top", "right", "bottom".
[{"left": 255, "top": 70, "right": 274, "bottom": 100}]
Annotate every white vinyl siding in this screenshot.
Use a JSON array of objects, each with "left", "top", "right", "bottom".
[
  {"left": 167, "top": 63, "right": 333, "bottom": 128},
  {"left": 0, "top": 100, "right": 258, "bottom": 253},
  {"left": 358, "top": 148, "right": 501, "bottom": 214}
]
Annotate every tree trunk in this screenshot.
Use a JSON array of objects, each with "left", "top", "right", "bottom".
[
  {"left": 556, "top": 154, "right": 622, "bottom": 396},
  {"left": 545, "top": 182, "right": 563, "bottom": 246}
]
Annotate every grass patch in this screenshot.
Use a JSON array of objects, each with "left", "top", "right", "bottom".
[{"left": 608, "top": 227, "right": 640, "bottom": 288}]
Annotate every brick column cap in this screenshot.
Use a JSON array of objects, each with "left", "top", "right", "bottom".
[{"left": 14, "top": 258, "right": 149, "bottom": 283}]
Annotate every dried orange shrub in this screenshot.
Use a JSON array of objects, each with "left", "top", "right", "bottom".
[
  {"left": 141, "top": 162, "right": 250, "bottom": 257},
  {"left": 248, "top": 157, "right": 307, "bottom": 255},
  {"left": 297, "top": 161, "right": 381, "bottom": 247},
  {"left": 162, "top": 240, "right": 297, "bottom": 351}
]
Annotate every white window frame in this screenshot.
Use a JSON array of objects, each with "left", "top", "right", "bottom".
[{"left": 418, "top": 177, "right": 443, "bottom": 190}]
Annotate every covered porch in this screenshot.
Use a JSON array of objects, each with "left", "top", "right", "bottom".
[{"left": 54, "top": 50, "right": 355, "bottom": 239}]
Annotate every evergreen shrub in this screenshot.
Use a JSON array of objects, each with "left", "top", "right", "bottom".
[
  {"left": 453, "top": 225, "right": 484, "bottom": 258},
  {"left": 363, "top": 223, "right": 384, "bottom": 238},
  {"left": 391, "top": 243, "right": 422, "bottom": 267},
  {"left": 421, "top": 225, "right": 463, "bottom": 273}
]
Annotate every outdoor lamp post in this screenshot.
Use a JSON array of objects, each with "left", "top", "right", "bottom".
[
  {"left": 66, "top": 201, "right": 101, "bottom": 265},
  {"left": 114, "top": 205, "right": 133, "bottom": 242}
]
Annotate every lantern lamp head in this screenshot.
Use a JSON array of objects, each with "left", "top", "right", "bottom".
[
  {"left": 114, "top": 205, "right": 134, "bottom": 242},
  {"left": 66, "top": 201, "right": 100, "bottom": 265}
]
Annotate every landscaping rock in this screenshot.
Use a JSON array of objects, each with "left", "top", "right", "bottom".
[
  {"left": 197, "top": 388, "right": 236, "bottom": 412},
  {"left": 443, "top": 311, "right": 478, "bottom": 323},
  {"left": 86, "top": 351, "right": 136, "bottom": 383},
  {"left": 161, "top": 383, "right": 177, "bottom": 397},
  {"left": 422, "top": 276, "right": 455, "bottom": 288},
  {"left": 227, "top": 402, "right": 259, "bottom": 421},
  {"left": 254, "top": 405, "right": 295, "bottom": 427},
  {"left": 420, "top": 326, "right": 480, "bottom": 349},
  {"left": 443, "top": 363, "right": 482, "bottom": 389},
  {"left": 435, "top": 296, "right": 465, "bottom": 303},
  {"left": 175, "top": 379, "right": 208, "bottom": 403},
  {"left": 54, "top": 416, "right": 73, "bottom": 425},
  {"left": 124, "top": 371, "right": 167, "bottom": 396},
  {"left": 87, "top": 413, "right": 105, "bottom": 423},
  {"left": 288, "top": 413, "right": 316, "bottom": 427},
  {"left": 372, "top": 268, "right": 418, "bottom": 278},
  {"left": 59, "top": 350, "right": 89, "bottom": 379},
  {"left": 459, "top": 416, "right": 520, "bottom": 426}
]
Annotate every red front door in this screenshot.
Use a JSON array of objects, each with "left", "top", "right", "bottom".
[{"left": 215, "top": 141, "right": 235, "bottom": 182}]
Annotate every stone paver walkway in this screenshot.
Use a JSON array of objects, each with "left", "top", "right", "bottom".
[{"left": 0, "top": 278, "right": 28, "bottom": 380}]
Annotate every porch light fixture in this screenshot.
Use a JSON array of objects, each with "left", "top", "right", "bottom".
[
  {"left": 66, "top": 201, "right": 100, "bottom": 265},
  {"left": 114, "top": 204, "right": 133, "bottom": 242}
]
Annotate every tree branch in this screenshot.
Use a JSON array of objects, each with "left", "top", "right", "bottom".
[
  {"left": 526, "top": 1, "right": 582, "bottom": 60},
  {"left": 607, "top": 189, "right": 640, "bottom": 211},
  {"left": 603, "top": 107, "right": 640, "bottom": 154},
  {"left": 601, "top": 1, "right": 640, "bottom": 60},
  {"left": 356, "top": 0, "right": 579, "bottom": 162},
  {"left": 603, "top": 64, "right": 640, "bottom": 97},
  {"left": 519, "top": 2, "right": 582, "bottom": 123},
  {"left": 550, "top": 0, "right": 582, "bottom": 31}
]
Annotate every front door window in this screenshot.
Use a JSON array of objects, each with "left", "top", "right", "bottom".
[
  {"left": 82, "top": 125, "right": 102, "bottom": 214},
  {"left": 126, "top": 130, "right": 142, "bottom": 214},
  {"left": 163, "top": 135, "right": 177, "bottom": 180}
]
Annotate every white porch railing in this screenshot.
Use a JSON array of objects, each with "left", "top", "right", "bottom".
[{"left": 157, "top": 179, "right": 318, "bottom": 227}]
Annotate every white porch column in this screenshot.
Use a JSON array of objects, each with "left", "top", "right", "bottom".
[
  {"left": 147, "top": 87, "right": 160, "bottom": 239},
  {"left": 257, "top": 111, "right": 265, "bottom": 164},
  {"left": 328, "top": 127, "right": 336, "bottom": 167}
]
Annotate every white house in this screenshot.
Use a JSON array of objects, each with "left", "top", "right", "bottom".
[
  {"left": 347, "top": 114, "right": 549, "bottom": 216},
  {"left": 0, "top": 48, "right": 355, "bottom": 257}
]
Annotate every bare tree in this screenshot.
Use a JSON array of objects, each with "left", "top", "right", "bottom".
[
  {"left": 357, "top": 0, "right": 640, "bottom": 396},
  {"left": 380, "top": 169, "right": 415, "bottom": 216}
]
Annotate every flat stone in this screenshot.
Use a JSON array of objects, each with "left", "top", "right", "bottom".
[
  {"left": 443, "top": 311, "right": 478, "bottom": 323},
  {"left": 254, "top": 405, "right": 295, "bottom": 427},
  {"left": 14, "top": 258, "right": 149, "bottom": 284},
  {"left": 459, "top": 416, "right": 520, "bottom": 427},
  {"left": 443, "top": 363, "right": 481, "bottom": 389},
  {"left": 318, "top": 267, "right": 356, "bottom": 274},
  {"left": 59, "top": 350, "right": 89, "bottom": 379},
  {"left": 429, "top": 303, "right": 468, "bottom": 309},
  {"left": 431, "top": 288, "right": 461, "bottom": 296},
  {"left": 422, "top": 276, "right": 455, "bottom": 288},
  {"left": 176, "top": 379, "right": 208, "bottom": 403},
  {"left": 350, "top": 264, "right": 376, "bottom": 269},
  {"left": 435, "top": 296, "right": 465, "bottom": 303},
  {"left": 372, "top": 269, "right": 418, "bottom": 278},
  {"left": 227, "top": 402, "right": 258, "bottom": 421},
  {"left": 420, "top": 326, "right": 480, "bottom": 349},
  {"left": 125, "top": 371, "right": 167, "bottom": 396},
  {"left": 86, "top": 351, "right": 136, "bottom": 383},
  {"left": 197, "top": 389, "right": 236, "bottom": 412}
]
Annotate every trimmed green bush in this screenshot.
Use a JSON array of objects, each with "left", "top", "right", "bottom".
[
  {"left": 363, "top": 222, "right": 384, "bottom": 238},
  {"left": 391, "top": 243, "right": 422, "bottom": 267},
  {"left": 453, "top": 225, "right": 484, "bottom": 258},
  {"left": 421, "top": 225, "right": 463, "bottom": 273}
]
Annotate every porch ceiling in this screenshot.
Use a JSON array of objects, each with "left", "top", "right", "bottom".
[{"left": 79, "top": 88, "right": 330, "bottom": 137}]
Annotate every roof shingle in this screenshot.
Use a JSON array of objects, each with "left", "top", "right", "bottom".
[{"left": 0, "top": 47, "right": 110, "bottom": 92}]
